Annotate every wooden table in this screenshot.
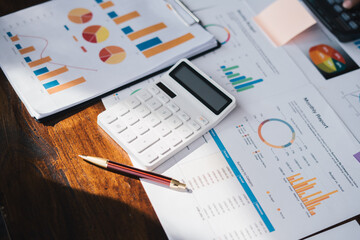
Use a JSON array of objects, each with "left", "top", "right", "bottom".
[{"left": 0, "top": 2, "right": 167, "bottom": 239}]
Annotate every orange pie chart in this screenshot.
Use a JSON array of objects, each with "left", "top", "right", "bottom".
[
  {"left": 68, "top": 8, "right": 93, "bottom": 24},
  {"left": 99, "top": 46, "right": 126, "bottom": 64}
]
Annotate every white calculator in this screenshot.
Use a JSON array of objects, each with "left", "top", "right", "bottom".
[{"left": 98, "top": 59, "right": 236, "bottom": 170}]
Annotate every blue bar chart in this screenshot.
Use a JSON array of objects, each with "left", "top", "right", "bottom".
[
  {"left": 101, "top": 5, "right": 193, "bottom": 58},
  {"left": 221, "top": 65, "right": 263, "bottom": 92},
  {"left": 7, "top": 31, "right": 86, "bottom": 95}
]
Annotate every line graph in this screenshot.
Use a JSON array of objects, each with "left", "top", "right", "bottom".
[
  {"left": 7, "top": 32, "right": 92, "bottom": 94},
  {"left": 17, "top": 34, "right": 97, "bottom": 72},
  {"left": 344, "top": 90, "right": 360, "bottom": 116}
]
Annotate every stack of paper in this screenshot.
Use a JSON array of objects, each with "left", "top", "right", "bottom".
[{"left": 0, "top": 0, "right": 217, "bottom": 119}]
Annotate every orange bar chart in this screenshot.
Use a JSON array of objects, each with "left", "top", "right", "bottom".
[
  {"left": 113, "top": 11, "right": 140, "bottom": 25},
  {"left": 47, "top": 77, "right": 86, "bottom": 94},
  {"left": 287, "top": 173, "right": 338, "bottom": 216},
  {"left": 11, "top": 35, "right": 19, "bottom": 42},
  {"left": 37, "top": 66, "right": 69, "bottom": 81},
  {"left": 19, "top": 46, "right": 35, "bottom": 55},
  {"left": 28, "top": 56, "right": 52, "bottom": 68},
  {"left": 100, "top": 1, "right": 114, "bottom": 9},
  {"left": 143, "top": 33, "right": 194, "bottom": 58},
  {"left": 128, "top": 23, "right": 167, "bottom": 41}
]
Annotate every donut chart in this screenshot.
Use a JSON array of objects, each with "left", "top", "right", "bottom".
[
  {"left": 99, "top": 46, "right": 126, "bottom": 64},
  {"left": 82, "top": 25, "right": 109, "bottom": 43},
  {"left": 258, "top": 118, "right": 295, "bottom": 149},
  {"left": 68, "top": 8, "right": 93, "bottom": 24},
  {"left": 309, "top": 44, "right": 346, "bottom": 73},
  {"left": 203, "top": 24, "right": 230, "bottom": 45}
]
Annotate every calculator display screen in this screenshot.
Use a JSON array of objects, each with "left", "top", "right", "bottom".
[{"left": 170, "top": 62, "right": 232, "bottom": 115}]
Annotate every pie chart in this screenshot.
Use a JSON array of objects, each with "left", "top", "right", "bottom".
[
  {"left": 309, "top": 44, "right": 346, "bottom": 73},
  {"left": 68, "top": 8, "right": 93, "bottom": 24},
  {"left": 82, "top": 25, "right": 109, "bottom": 43},
  {"left": 99, "top": 46, "right": 126, "bottom": 64}
]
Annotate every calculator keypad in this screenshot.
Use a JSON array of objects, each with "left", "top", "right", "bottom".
[
  {"left": 304, "top": 0, "right": 360, "bottom": 42},
  {"left": 98, "top": 84, "right": 207, "bottom": 168}
]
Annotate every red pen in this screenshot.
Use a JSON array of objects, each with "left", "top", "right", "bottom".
[{"left": 79, "top": 155, "right": 188, "bottom": 191}]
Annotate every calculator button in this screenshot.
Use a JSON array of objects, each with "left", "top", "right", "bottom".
[
  {"left": 327, "top": 0, "right": 335, "bottom": 4},
  {"left": 167, "top": 116, "right": 183, "bottom": 129},
  {"left": 341, "top": 12, "right": 351, "bottom": 21},
  {"left": 134, "top": 105, "right": 151, "bottom": 118},
  {"left": 196, "top": 116, "right": 209, "bottom": 126},
  {"left": 113, "top": 103, "right": 130, "bottom": 116},
  {"left": 125, "top": 96, "right": 141, "bottom": 109},
  {"left": 110, "top": 120, "right": 127, "bottom": 133},
  {"left": 165, "top": 133, "right": 182, "bottom": 147},
  {"left": 156, "top": 106, "right": 172, "bottom": 120},
  {"left": 122, "top": 113, "right": 139, "bottom": 126},
  {"left": 188, "top": 120, "right": 201, "bottom": 131},
  {"left": 132, "top": 122, "right": 149, "bottom": 135},
  {"left": 157, "top": 93, "right": 170, "bottom": 103},
  {"left": 146, "top": 98, "right": 162, "bottom": 111},
  {"left": 153, "top": 141, "right": 171, "bottom": 155},
  {"left": 132, "top": 132, "right": 160, "bottom": 153},
  {"left": 177, "top": 111, "right": 190, "bottom": 122},
  {"left": 136, "top": 90, "right": 152, "bottom": 102},
  {"left": 119, "top": 129, "right": 137, "bottom": 143},
  {"left": 140, "top": 150, "right": 159, "bottom": 163},
  {"left": 349, "top": 21, "right": 358, "bottom": 29},
  {"left": 154, "top": 124, "right": 172, "bottom": 137},
  {"left": 145, "top": 115, "right": 161, "bottom": 127},
  {"left": 148, "top": 85, "right": 160, "bottom": 95},
  {"left": 100, "top": 112, "right": 117, "bottom": 124},
  {"left": 333, "top": 5, "right": 342, "bottom": 13},
  {"left": 177, "top": 125, "right": 194, "bottom": 139},
  {"left": 167, "top": 102, "right": 180, "bottom": 112}
]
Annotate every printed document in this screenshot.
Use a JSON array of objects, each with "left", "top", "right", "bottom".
[
  {"left": 101, "top": 1, "right": 360, "bottom": 239},
  {"left": 0, "top": 0, "right": 216, "bottom": 119}
]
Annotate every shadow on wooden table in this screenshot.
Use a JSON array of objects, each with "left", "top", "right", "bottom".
[{"left": 0, "top": 172, "right": 166, "bottom": 240}]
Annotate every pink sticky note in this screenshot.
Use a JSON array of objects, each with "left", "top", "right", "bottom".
[{"left": 254, "top": 0, "right": 316, "bottom": 46}]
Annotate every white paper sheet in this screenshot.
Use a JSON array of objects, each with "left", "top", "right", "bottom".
[
  {"left": 101, "top": 1, "right": 360, "bottom": 239},
  {"left": 140, "top": 84, "right": 360, "bottom": 240},
  {"left": 284, "top": 24, "right": 360, "bottom": 143}
]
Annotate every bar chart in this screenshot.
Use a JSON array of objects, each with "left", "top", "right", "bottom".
[
  {"left": 7, "top": 32, "right": 86, "bottom": 95},
  {"left": 287, "top": 173, "right": 338, "bottom": 216},
  {"left": 221, "top": 65, "right": 263, "bottom": 92},
  {"left": 103, "top": 6, "right": 194, "bottom": 58},
  {"left": 94, "top": 0, "right": 114, "bottom": 10}
]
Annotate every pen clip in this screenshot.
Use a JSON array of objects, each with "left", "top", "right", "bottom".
[
  {"left": 166, "top": 0, "right": 199, "bottom": 26},
  {"left": 174, "top": 0, "right": 200, "bottom": 24}
]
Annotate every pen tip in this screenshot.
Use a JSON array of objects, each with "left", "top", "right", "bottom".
[{"left": 78, "top": 155, "right": 86, "bottom": 159}]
